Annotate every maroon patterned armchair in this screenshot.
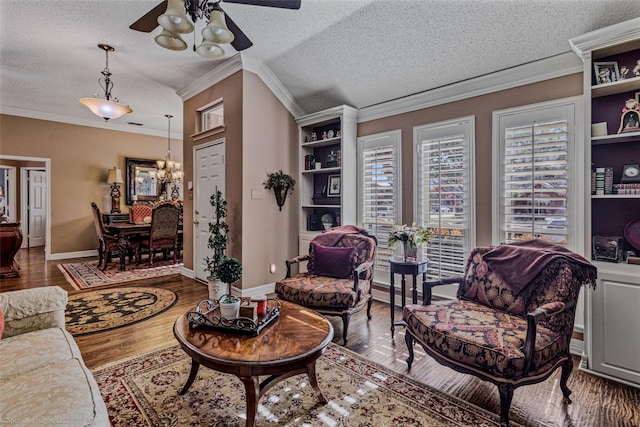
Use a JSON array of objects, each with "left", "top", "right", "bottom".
[
  {"left": 275, "top": 226, "right": 377, "bottom": 345},
  {"left": 403, "top": 240, "right": 597, "bottom": 427}
]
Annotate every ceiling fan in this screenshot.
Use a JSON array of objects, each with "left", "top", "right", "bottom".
[{"left": 130, "top": 0, "right": 301, "bottom": 57}]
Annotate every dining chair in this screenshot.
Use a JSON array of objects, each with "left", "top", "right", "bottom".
[
  {"left": 90, "top": 202, "right": 120, "bottom": 270},
  {"left": 137, "top": 202, "right": 180, "bottom": 267}
]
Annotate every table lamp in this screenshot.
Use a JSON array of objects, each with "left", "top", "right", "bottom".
[{"left": 106, "top": 167, "right": 124, "bottom": 213}]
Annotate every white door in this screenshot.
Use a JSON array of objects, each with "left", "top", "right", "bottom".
[
  {"left": 194, "top": 140, "right": 225, "bottom": 282},
  {"left": 28, "top": 170, "right": 47, "bottom": 247}
]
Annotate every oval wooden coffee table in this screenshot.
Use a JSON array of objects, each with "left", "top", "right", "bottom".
[{"left": 173, "top": 300, "right": 334, "bottom": 427}]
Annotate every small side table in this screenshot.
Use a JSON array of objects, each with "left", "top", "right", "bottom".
[{"left": 389, "top": 256, "right": 428, "bottom": 336}]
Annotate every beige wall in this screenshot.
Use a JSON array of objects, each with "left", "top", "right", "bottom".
[
  {"left": 241, "top": 71, "right": 298, "bottom": 288},
  {"left": 358, "top": 73, "right": 583, "bottom": 246},
  {"left": 182, "top": 71, "right": 244, "bottom": 273},
  {"left": 0, "top": 114, "right": 181, "bottom": 255}
]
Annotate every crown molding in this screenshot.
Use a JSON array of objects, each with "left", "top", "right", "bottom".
[
  {"left": 0, "top": 106, "right": 180, "bottom": 138},
  {"left": 241, "top": 54, "right": 306, "bottom": 118},
  {"left": 176, "top": 53, "right": 244, "bottom": 101},
  {"left": 358, "top": 51, "right": 583, "bottom": 124},
  {"left": 569, "top": 17, "right": 640, "bottom": 59}
]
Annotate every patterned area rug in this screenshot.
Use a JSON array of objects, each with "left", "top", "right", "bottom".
[
  {"left": 58, "top": 260, "right": 182, "bottom": 290},
  {"left": 65, "top": 287, "right": 178, "bottom": 336},
  {"left": 93, "top": 344, "right": 503, "bottom": 426}
]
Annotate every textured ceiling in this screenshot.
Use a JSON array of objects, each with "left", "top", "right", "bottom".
[{"left": 1, "top": 0, "right": 639, "bottom": 137}]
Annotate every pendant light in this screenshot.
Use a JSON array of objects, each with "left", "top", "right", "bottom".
[{"left": 79, "top": 44, "right": 132, "bottom": 121}]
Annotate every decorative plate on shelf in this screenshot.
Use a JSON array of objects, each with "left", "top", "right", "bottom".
[
  {"left": 624, "top": 218, "right": 640, "bottom": 251},
  {"left": 327, "top": 130, "right": 335, "bottom": 138}
]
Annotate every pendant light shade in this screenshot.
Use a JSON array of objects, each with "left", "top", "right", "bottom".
[
  {"left": 79, "top": 44, "right": 132, "bottom": 121},
  {"left": 196, "top": 40, "right": 225, "bottom": 59},
  {"left": 79, "top": 98, "right": 133, "bottom": 120},
  {"left": 201, "top": 10, "right": 234, "bottom": 44},
  {"left": 157, "top": 0, "right": 194, "bottom": 34},
  {"left": 155, "top": 28, "right": 188, "bottom": 50}
]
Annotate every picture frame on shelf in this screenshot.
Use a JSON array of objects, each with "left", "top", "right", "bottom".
[
  {"left": 593, "top": 61, "right": 619, "bottom": 84},
  {"left": 327, "top": 175, "right": 341, "bottom": 197},
  {"left": 635, "top": 91, "right": 640, "bottom": 104}
]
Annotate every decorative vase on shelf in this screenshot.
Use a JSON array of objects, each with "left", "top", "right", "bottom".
[{"left": 402, "top": 241, "right": 418, "bottom": 262}]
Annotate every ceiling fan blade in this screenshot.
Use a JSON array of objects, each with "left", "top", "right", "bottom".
[
  {"left": 225, "top": 13, "right": 254, "bottom": 51},
  {"left": 130, "top": 1, "right": 168, "bottom": 32},
  {"left": 223, "top": 0, "right": 301, "bottom": 10}
]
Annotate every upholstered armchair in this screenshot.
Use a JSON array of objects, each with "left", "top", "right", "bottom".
[
  {"left": 402, "top": 240, "right": 597, "bottom": 426},
  {"left": 137, "top": 202, "right": 180, "bottom": 266},
  {"left": 275, "top": 226, "right": 377, "bottom": 345},
  {"left": 90, "top": 202, "right": 120, "bottom": 270}
]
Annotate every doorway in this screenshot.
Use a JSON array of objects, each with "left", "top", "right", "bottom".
[
  {"left": 0, "top": 155, "right": 51, "bottom": 257},
  {"left": 20, "top": 168, "right": 47, "bottom": 248},
  {"left": 193, "top": 139, "right": 225, "bottom": 282}
]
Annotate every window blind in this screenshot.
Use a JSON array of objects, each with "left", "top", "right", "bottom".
[
  {"left": 416, "top": 121, "right": 472, "bottom": 280},
  {"left": 360, "top": 136, "right": 399, "bottom": 272},
  {"left": 502, "top": 119, "right": 568, "bottom": 245}
]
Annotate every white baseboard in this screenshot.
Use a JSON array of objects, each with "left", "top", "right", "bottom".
[
  {"left": 179, "top": 266, "right": 194, "bottom": 278},
  {"left": 233, "top": 282, "right": 276, "bottom": 298},
  {"left": 48, "top": 250, "right": 98, "bottom": 260}
]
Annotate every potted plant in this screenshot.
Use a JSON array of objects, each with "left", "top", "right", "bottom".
[
  {"left": 321, "top": 213, "right": 334, "bottom": 230},
  {"left": 204, "top": 189, "right": 229, "bottom": 300},
  {"left": 263, "top": 170, "right": 296, "bottom": 211},
  {"left": 388, "top": 223, "right": 433, "bottom": 261},
  {"left": 215, "top": 256, "right": 243, "bottom": 319}
]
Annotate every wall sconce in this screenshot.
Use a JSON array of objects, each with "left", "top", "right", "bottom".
[{"left": 106, "top": 167, "right": 124, "bottom": 213}]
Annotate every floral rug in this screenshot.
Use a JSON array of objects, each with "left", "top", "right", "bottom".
[
  {"left": 65, "top": 287, "right": 178, "bottom": 336},
  {"left": 93, "top": 344, "right": 504, "bottom": 426},
  {"left": 58, "top": 260, "right": 182, "bottom": 290}
]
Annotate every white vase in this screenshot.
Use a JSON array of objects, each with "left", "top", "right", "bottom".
[
  {"left": 219, "top": 299, "right": 240, "bottom": 319},
  {"left": 207, "top": 279, "right": 225, "bottom": 301},
  {"left": 322, "top": 223, "right": 332, "bottom": 230}
]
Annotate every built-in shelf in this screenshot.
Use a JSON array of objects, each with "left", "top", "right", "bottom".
[
  {"left": 301, "top": 137, "right": 341, "bottom": 148},
  {"left": 591, "top": 131, "right": 640, "bottom": 144},
  {"left": 591, "top": 76, "right": 640, "bottom": 98},
  {"left": 301, "top": 167, "right": 341, "bottom": 174},
  {"left": 591, "top": 194, "right": 640, "bottom": 199}
]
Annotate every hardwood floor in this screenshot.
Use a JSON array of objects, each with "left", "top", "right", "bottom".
[{"left": 2, "top": 248, "right": 639, "bottom": 427}]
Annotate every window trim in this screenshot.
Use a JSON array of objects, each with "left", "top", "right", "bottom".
[{"left": 492, "top": 96, "right": 585, "bottom": 252}]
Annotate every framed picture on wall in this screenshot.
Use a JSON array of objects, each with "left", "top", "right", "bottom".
[{"left": 327, "top": 175, "right": 341, "bottom": 197}]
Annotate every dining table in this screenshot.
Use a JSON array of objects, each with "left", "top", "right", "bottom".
[{"left": 104, "top": 222, "right": 182, "bottom": 271}]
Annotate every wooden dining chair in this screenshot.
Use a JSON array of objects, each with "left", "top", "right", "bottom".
[
  {"left": 137, "top": 202, "right": 180, "bottom": 266},
  {"left": 90, "top": 202, "right": 120, "bottom": 270}
]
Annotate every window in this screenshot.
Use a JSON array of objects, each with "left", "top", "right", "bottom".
[
  {"left": 358, "top": 130, "right": 401, "bottom": 274},
  {"left": 493, "top": 97, "right": 582, "bottom": 250},
  {"left": 414, "top": 117, "right": 475, "bottom": 281},
  {"left": 201, "top": 103, "right": 224, "bottom": 131}
]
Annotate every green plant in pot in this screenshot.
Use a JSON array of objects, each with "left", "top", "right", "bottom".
[
  {"left": 216, "top": 256, "right": 243, "bottom": 319},
  {"left": 204, "top": 189, "right": 229, "bottom": 300},
  {"left": 321, "top": 213, "right": 334, "bottom": 230},
  {"left": 263, "top": 170, "right": 296, "bottom": 211}
]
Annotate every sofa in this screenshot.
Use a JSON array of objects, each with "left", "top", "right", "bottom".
[{"left": 0, "top": 286, "right": 110, "bottom": 426}]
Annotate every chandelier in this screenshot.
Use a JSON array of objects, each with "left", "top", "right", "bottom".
[
  {"left": 156, "top": 114, "right": 183, "bottom": 200},
  {"left": 79, "top": 44, "right": 132, "bottom": 121},
  {"left": 156, "top": 0, "right": 234, "bottom": 59}
]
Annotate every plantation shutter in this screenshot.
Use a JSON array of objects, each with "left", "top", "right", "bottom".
[
  {"left": 359, "top": 131, "right": 400, "bottom": 273},
  {"left": 415, "top": 119, "right": 473, "bottom": 280},
  {"left": 502, "top": 119, "right": 568, "bottom": 245}
]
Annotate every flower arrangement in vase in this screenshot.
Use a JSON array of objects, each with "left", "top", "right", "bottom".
[
  {"left": 263, "top": 170, "right": 296, "bottom": 211},
  {"left": 388, "top": 223, "right": 432, "bottom": 261}
]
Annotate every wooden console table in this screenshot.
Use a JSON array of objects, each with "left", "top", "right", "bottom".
[{"left": 0, "top": 222, "right": 23, "bottom": 278}]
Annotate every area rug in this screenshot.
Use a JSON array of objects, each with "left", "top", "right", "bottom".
[
  {"left": 58, "top": 260, "right": 182, "bottom": 290},
  {"left": 65, "top": 287, "right": 178, "bottom": 336},
  {"left": 93, "top": 344, "right": 504, "bottom": 426}
]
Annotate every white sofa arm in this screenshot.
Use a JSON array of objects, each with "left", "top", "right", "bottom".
[{"left": 0, "top": 286, "right": 67, "bottom": 338}]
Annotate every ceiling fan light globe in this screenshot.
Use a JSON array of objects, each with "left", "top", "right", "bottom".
[
  {"left": 155, "top": 29, "right": 188, "bottom": 50},
  {"left": 157, "top": 0, "right": 194, "bottom": 34},
  {"left": 196, "top": 41, "right": 225, "bottom": 59},
  {"left": 201, "top": 10, "right": 234, "bottom": 44}
]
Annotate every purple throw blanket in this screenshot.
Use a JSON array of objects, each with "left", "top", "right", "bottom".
[
  {"left": 482, "top": 239, "right": 597, "bottom": 295},
  {"left": 313, "top": 225, "right": 367, "bottom": 247}
]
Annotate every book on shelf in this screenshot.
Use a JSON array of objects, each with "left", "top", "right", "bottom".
[
  {"left": 595, "top": 167, "right": 605, "bottom": 195},
  {"left": 604, "top": 167, "right": 614, "bottom": 195}
]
